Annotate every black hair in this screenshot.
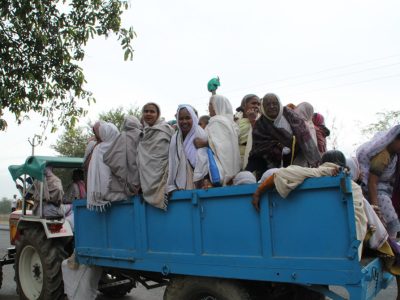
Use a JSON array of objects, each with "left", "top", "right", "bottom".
[
  {"left": 321, "top": 150, "right": 346, "bottom": 167},
  {"left": 72, "top": 169, "right": 84, "bottom": 181},
  {"left": 199, "top": 115, "right": 210, "bottom": 124},
  {"left": 143, "top": 102, "right": 160, "bottom": 116}
]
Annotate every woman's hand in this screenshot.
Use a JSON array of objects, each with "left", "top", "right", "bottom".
[
  {"left": 194, "top": 138, "right": 208, "bottom": 149},
  {"left": 246, "top": 108, "right": 258, "bottom": 126},
  {"left": 331, "top": 167, "right": 340, "bottom": 176},
  {"left": 252, "top": 191, "right": 261, "bottom": 212}
]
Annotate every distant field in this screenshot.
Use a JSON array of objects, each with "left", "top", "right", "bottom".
[{"left": 0, "top": 214, "right": 9, "bottom": 224}]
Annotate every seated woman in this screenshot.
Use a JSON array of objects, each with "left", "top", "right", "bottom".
[
  {"left": 86, "top": 121, "right": 122, "bottom": 210},
  {"left": 194, "top": 95, "right": 241, "bottom": 186},
  {"left": 166, "top": 105, "right": 208, "bottom": 193},
  {"left": 252, "top": 150, "right": 367, "bottom": 260},
  {"left": 246, "top": 93, "right": 321, "bottom": 180},
  {"left": 235, "top": 94, "right": 260, "bottom": 169},
  {"left": 357, "top": 125, "right": 400, "bottom": 238},
  {"left": 137, "top": 102, "right": 175, "bottom": 210},
  {"left": 64, "top": 169, "right": 86, "bottom": 204},
  {"left": 32, "top": 166, "right": 64, "bottom": 218},
  {"left": 104, "top": 116, "right": 143, "bottom": 197}
]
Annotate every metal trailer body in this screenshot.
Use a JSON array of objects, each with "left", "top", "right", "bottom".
[{"left": 74, "top": 174, "right": 393, "bottom": 300}]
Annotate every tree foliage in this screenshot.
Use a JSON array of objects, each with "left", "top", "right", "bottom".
[
  {"left": 53, "top": 106, "right": 141, "bottom": 157},
  {"left": 52, "top": 126, "right": 90, "bottom": 157},
  {"left": 98, "top": 106, "right": 141, "bottom": 130},
  {"left": 361, "top": 110, "right": 400, "bottom": 137},
  {"left": 0, "top": 197, "right": 11, "bottom": 214},
  {"left": 0, "top": 0, "right": 135, "bottom": 131}
]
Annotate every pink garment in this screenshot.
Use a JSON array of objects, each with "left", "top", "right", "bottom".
[
  {"left": 312, "top": 113, "right": 330, "bottom": 154},
  {"left": 76, "top": 181, "right": 86, "bottom": 199}
]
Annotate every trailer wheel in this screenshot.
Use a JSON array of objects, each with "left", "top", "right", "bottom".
[
  {"left": 98, "top": 271, "right": 136, "bottom": 298},
  {"left": 15, "top": 227, "right": 68, "bottom": 300},
  {"left": 163, "top": 276, "right": 252, "bottom": 300}
]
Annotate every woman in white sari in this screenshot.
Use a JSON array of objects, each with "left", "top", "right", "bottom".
[
  {"left": 137, "top": 102, "right": 175, "bottom": 210},
  {"left": 86, "top": 121, "right": 122, "bottom": 210},
  {"left": 166, "top": 105, "right": 208, "bottom": 193},
  {"left": 104, "top": 116, "right": 142, "bottom": 197},
  {"left": 194, "top": 95, "right": 241, "bottom": 186}
]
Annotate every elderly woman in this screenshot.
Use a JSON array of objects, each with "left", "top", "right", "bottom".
[
  {"left": 104, "top": 116, "right": 143, "bottom": 197},
  {"left": 86, "top": 121, "right": 123, "bottom": 210},
  {"left": 294, "top": 102, "right": 317, "bottom": 145},
  {"left": 357, "top": 125, "right": 400, "bottom": 238},
  {"left": 246, "top": 93, "right": 321, "bottom": 180},
  {"left": 137, "top": 102, "right": 175, "bottom": 209},
  {"left": 313, "top": 112, "right": 330, "bottom": 155},
  {"left": 166, "top": 105, "right": 208, "bottom": 193},
  {"left": 194, "top": 95, "right": 241, "bottom": 186},
  {"left": 294, "top": 102, "right": 319, "bottom": 166},
  {"left": 32, "top": 166, "right": 64, "bottom": 217},
  {"left": 235, "top": 94, "right": 260, "bottom": 169}
]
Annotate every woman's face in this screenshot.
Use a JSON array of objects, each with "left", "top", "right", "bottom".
[
  {"left": 263, "top": 97, "right": 280, "bottom": 119},
  {"left": 388, "top": 138, "right": 400, "bottom": 154},
  {"left": 143, "top": 104, "right": 159, "bottom": 126},
  {"left": 178, "top": 108, "right": 193, "bottom": 137},
  {"left": 244, "top": 97, "right": 260, "bottom": 116},
  {"left": 208, "top": 99, "right": 216, "bottom": 117},
  {"left": 93, "top": 122, "right": 101, "bottom": 142}
]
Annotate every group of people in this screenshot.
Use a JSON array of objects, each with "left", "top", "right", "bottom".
[
  {"left": 81, "top": 93, "right": 333, "bottom": 214},
  {"left": 41, "top": 77, "right": 398, "bottom": 299}
]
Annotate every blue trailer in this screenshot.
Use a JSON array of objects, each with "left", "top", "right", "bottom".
[{"left": 74, "top": 173, "right": 394, "bottom": 300}]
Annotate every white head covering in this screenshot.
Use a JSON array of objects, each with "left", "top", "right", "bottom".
[
  {"left": 206, "top": 95, "right": 241, "bottom": 185},
  {"left": 295, "top": 102, "right": 317, "bottom": 145},
  {"left": 260, "top": 94, "right": 292, "bottom": 134},
  {"left": 233, "top": 171, "right": 257, "bottom": 185},
  {"left": 346, "top": 156, "right": 361, "bottom": 182},
  {"left": 142, "top": 102, "right": 161, "bottom": 128},
  {"left": 166, "top": 105, "right": 207, "bottom": 193},
  {"left": 177, "top": 105, "right": 206, "bottom": 166},
  {"left": 122, "top": 115, "right": 142, "bottom": 131},
  {"left": 258, "top": 168, "right": 280, "bottom": 183},
  {"left": 295, "top": 102, "right": 314, "bottom": 121},
  {"left": 210, "top": 95, "right": 234, "bottom": 120},
  {"left": 103, "top": 116, "right": 143, "bottom": 197},
  {"left": 87, "top": 122, "right": 120, "bottom": 210}
]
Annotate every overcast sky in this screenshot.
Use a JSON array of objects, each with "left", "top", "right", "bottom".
[{"left": 1, "top": 0, "right": 399, "bottom": 199}]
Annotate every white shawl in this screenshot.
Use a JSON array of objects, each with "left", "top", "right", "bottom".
[
  {"left": 166, "top": 105, "right": 207, "bottom": 193},
  {"left": 87, "top": 122, "right": 120, "bottom": 210},
  {"left": 294, "top": 102, "right": 318, "bottom": 146},
  {"left": 208, "top": 95, "right": 241, "bottom": 185},
  {"left": 137, "top": 120, "right": 174, "bottom": 209},
  {"left": 260, "top": 95, "right": 292, "bottom": 134},
  {"left": 104, "top": 116, "right": 142, "bottom": 196}
]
